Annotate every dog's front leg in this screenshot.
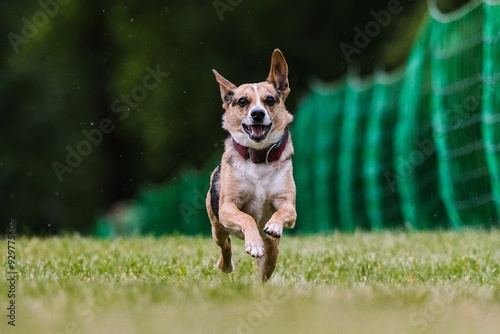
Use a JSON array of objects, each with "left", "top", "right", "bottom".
[
  {"left": 220, "top": 202, "right": 265, "bottom": 258},
  {"left": 264, "top": 197, "right": 296, "bottom": 238}
]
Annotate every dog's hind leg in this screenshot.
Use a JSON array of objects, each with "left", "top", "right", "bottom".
[
  {"left": 257, "top": 237, "right": 280, "bottom": 282},
  {"left": 212, "top": 223, "right": 234, "bottom": 273},
  {"left": 207, "top": 165, "right": 233, "bottom": 273}
]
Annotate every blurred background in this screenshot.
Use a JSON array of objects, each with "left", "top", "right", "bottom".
[{"left": 4, "top": 0, "right": 496, "bottom": 236}]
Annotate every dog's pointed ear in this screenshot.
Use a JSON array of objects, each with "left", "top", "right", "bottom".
[
  {"left": 266, "top": 49, "right": 290, "bottom": 98},
  {"left": 213, "top": 69, "right": 237, "bottom": 106}
]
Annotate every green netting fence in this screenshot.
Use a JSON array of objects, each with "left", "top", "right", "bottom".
[
  {"left": 294, "top": 82, "right": 346, "bottom": 233},
  {"left": 393, "top": 19, "right": 448, "bottom": 230},
  {"left": 96, "top": 0, "right": 500, "bottom": 237},
  {"left": 483, "top": 0, "right": 500, "bottom": 222},
  {"left": 365, "top": 71, "right": 405, "bottom": 230}
]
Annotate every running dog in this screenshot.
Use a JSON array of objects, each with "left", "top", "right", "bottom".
[{"left": 206, "top": 49, "right": 296, "bottom": 282}]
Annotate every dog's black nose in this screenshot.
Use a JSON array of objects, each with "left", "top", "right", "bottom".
[{"left": 250, "top": 109, "right": 266, "bottom": 123}]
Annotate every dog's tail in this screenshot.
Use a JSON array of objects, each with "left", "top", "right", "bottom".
[{"left": 206, "top": 165, "right": 221, "bottom": 223}]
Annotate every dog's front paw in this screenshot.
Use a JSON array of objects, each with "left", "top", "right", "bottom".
[
  {"left": 245, "top": 242, "right": 265, "bottom": 258},
  {"left": 264, "top": 222, "right": 283, "bottom": 238}
]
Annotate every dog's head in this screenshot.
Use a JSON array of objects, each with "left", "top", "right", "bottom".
[{"left": 213, "top": 49, "right": 293, "bottom": 149}]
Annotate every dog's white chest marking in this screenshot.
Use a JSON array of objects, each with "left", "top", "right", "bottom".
[{"left": 232, "top": 160, "right": 290, "bottom": 224}]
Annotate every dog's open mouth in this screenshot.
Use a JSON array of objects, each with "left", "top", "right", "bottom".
[{"left": 242, "top": 123, "right": 272, "bottom": 142}]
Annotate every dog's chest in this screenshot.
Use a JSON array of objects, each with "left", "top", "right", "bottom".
[{"left": 233, "top": 161, "right": 289, "bottom": 223}]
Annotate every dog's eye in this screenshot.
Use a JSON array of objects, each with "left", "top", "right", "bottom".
[
  {"left": 237, "top": 97, "right": 249, "bottom": 107},
  {"left": 265, "top": 96, "right": 276, "bottom": 106}
]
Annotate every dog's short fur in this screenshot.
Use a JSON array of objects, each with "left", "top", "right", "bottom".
[{"left": 206, "top": 49, "right": 296, "bottom": 282}]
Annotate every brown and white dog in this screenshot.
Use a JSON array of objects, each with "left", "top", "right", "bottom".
[{"left": 206, "top": 49, "right": 296, "bottom": 282}]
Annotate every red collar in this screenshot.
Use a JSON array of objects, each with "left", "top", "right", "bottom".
[{"left": 232, "top": 127, "right": 289, "bottom": 164}]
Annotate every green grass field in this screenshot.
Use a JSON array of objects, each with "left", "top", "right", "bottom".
[{"left": 1, "top": 231, "right": 500, "bottom": 334}]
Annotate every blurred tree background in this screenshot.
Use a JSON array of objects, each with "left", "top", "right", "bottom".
[{"left": 2, "top": 0, "right": 467, "bottom": 235}]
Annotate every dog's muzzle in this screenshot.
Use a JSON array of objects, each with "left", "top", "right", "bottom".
[{"left": 243, "top": 109, "right": 272, "bottom": 142}]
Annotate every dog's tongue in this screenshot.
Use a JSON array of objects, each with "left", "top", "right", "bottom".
[{"left": 250, "top": 125, "right": 265, "bottom": 137}]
